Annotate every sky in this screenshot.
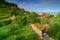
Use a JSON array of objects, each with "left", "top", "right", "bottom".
[{"left": 6, "top": 0, "right": 60, "bottom": 13}]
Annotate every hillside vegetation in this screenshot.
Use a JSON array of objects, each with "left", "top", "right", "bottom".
[
  {"left": 0, "top": 0, "right": 40, "bottom": 40},
  {"left": 0, "top": 0, "right": 60, "bottom": 40}
]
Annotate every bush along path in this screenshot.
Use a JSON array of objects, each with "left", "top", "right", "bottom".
[{"left": 29, "top": 23, "right": 55, "bottom": 40}]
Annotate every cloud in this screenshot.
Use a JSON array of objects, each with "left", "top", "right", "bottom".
[{"left": 6, "top": 0, "right": 60, "bottom": 12}]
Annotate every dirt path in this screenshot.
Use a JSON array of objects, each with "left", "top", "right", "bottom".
[{"left": 29, "top": 23, "right": 55, "bottom": 40}]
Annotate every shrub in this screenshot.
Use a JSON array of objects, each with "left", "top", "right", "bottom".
[{"left": 0, "top": 23, "right": 19, "bottom": 39}]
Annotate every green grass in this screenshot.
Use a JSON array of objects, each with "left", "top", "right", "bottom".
[
  {"left": 0, "top": 23, "right": 40, "bottom": 40},
  {"left": 0, "top": 18, "right": 10, "bottom": 22},
  {"left": 15, "top": 24, "right": 40, "bottom": 40}
]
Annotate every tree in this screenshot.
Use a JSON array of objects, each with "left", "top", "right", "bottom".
[
  {"left": 27, "top": 12, "right": 38, "bottom": 23},
  {"left": 10, "top": 3, "right": 17, "bottom": 7},
  {"left": 47, "top": 12, "right": 60, "bottom": 39},
  {"left": 10, "top": 10, "right": 18, "bottom": 16},
  {"left": 0, "top": 0, "right": 5, "bottom": 2}
]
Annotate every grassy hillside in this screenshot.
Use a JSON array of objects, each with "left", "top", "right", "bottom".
[
  {"left": 0, "top": 0, "right": 60, "bottom": 40},
  {"left": 0, "top": 23, "right": 40, "bottom": 40},
  {"left": 0, "top": 0, "right": 41, "bottom": 40}
]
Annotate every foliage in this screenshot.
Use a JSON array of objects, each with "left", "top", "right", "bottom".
[
  {"left": 56, "top": 32, "right": 60, "bottom": 40},
  {"left": 10, "top": 10, "right": 18, "bottom": 16},
  {"left": 27, "top": 12, "right": 38, "bottom": 23},
  {"left": 1, "top": 0, "right": 60, "bottom": 40},
  {"left": 0, "top": 23, "right": 19, "bottom": 40},
  {"left": 0, "top": 23, "right": 40, "bottom": 40},
  {"left": 46, "top": 12, "right": 60, "bottom": 40},
  {"left": 16, "top": 15, "right": 27, "bottom": 27},
  {"left": 15, "top": 24, "right": 40, "bottom": 40},
  {"left": 0, "top": 0, "right": 41, "bottom": 40}
]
